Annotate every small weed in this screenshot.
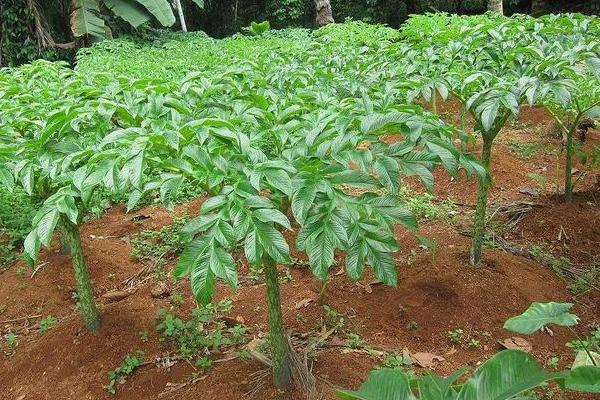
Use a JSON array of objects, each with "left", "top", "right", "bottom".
[
  {"left": 0, "top": 242, "right": 16, "bottom": 269},
  {"left": 528, "top": 172, "right": 548, "bottom": 195},
  {"left": 156, "top": 300, "right": 247, "bottom": 362},
  {"left": 103, "top": 351, "right": 144, "bottom": 394},
  {"left": 530, "top": 246, "right": 597, "bottom": 294},
  {"left": 247, "top": 264, "right": 264, "bottom": 284},
  {"left": 2, "top": 332, "right": 18, "bottom": 355},
  {"left": 398, "top": 188, "right": 454, "bottom": 220},
  {"left": 567, "top": 328, "right": 600, "bottom": 353},
  {"left": 39, "top": 315, "right": 58, "bottom": 333},
  {"left": 15, "top": 266, "right": 27, "bottom": 279},
  {"left": 567, "top": 266, "right": 598, "bottom": 295},
  {"left": 169, "top": 291, "right": 185, "bottom": 309},
  {"left": 447, "top": 328, "right": 464, "bottom": 344},
  {"left": 130, "top": 218, "right": 188, "bottom": 263},
  {"left": 346, "top": 333, "right": 364, "bottom": 349},
  {"left": 195, "top": 356, "right": 213, "bottom": 370},
  {"left": 508, "top": 140, "right": 541, "bottom": 159},
  {"left": 237, "top": 349, "right": 252, "bottom": 361},
  {"left": 468, "top": 338, "right": 481, "bottom": 348},
  {"left": 545, "top": 356, "right": 560, "bottom": 370},
  {"left": 382, "top": 353, "right": 413, "bottom": 370},
  {"left": 138, "top": 330, "right": 149, "bottom": 342},
  {"left": 405, "top": 321, "right": 419, "bottom": 330},
  {"left": 323, "top": 305, "right": 345, "bottom": 329}
]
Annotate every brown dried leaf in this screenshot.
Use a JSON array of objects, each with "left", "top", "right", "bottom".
[
  {"left": 412, "top": 352, "right": 445, "bottom": 368},
  {"left": 499, "top": 337, "right": 532, "bottom": 352},
  {"left": 101, "top": 290, "right": 131, "bottom": 303},
  {"left": 295, "top": 298, "right": 314, "bottom": 309}
]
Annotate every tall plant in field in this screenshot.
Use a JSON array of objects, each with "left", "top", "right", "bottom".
[
  {"left": 101, "top": 62, "right": 481, "bottom": 386},
  {"left": 408, "top": 29, "right": 538, "bottom": 266},
  {"left": 531, "top": 33, "right": 600, "bottom": 201},
  {"left": 0, "top": 62, "right": 126, "bottom": 330}
]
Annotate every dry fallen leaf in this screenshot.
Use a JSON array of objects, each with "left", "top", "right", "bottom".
[
  {"left": 295, "top": 298, "right": 314, "bottom": 309},
  {"left": 411, "top": 352, "right": 446, "bottom": 368},
  {"left": 101, "top": 290, "right": 131, "bottom": 303},
  {"left": 499, "top": 337, "right": 532, "bottom": 352},
  {"left": 445, "top": 346, "right": 458, "bottom": 356}
]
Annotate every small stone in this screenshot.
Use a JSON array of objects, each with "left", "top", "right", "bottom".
[{"left": 151, "top": 282, "right": 170, "bottom": 298}]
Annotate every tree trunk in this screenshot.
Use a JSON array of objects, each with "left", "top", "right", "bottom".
[
  {"left": 174, "top": 0, "right": 187, "bottom": 32},
  {"left": 315, "top": 0, "right": 334, "bottom": 26},
  {"left": 58, "top": 216, "right": 100, "bottom": 331},
  {"left": 470, "top": 139, "right": 493, "bottom": 267},
  {"left": 488, "top": 0, "right": 503, "bottom": 14},
  {"left": 531, "top": 0, "right": 547, "bottom": 15},
  {"left": 263, "top": 257, "right": 291, "bottom": 389},
  {"left": 591, "top": 0, "right": 600, "bottom": 14}
]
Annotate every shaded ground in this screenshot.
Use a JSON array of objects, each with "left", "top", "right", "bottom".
[{"left": 0, "top": 103, "right": 599, "bottom": 400}]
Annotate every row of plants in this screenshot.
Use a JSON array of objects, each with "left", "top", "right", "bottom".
[{"left": 1, "top": 13, "right": 599, "bottom": 393}]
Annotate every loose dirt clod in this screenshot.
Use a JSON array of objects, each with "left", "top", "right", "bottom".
[{"left": 151, "top": 282, "right": 171, "bottom": 298}]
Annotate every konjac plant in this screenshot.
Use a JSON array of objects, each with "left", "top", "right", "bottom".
[
  {"left": 0, "top": 62, "right": 121, "bottom": 330},
  {"left": 529, "top": 20, "right": 600, "bottom": 201},
  {"left": 92, "top": 58, "right": 483, "bottom": 386},
  {"left": 406, "top": 27, "right": 539, "bottom": 266},
  {"left": 402, "top": 14, "right": 600, "bottom": 265}
]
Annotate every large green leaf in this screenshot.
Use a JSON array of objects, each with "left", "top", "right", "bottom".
[
  {"left": 254, "top": 220, "right": 289, "bottom": 263},
  {"left": 134, "top": 0, "right": 176, "bottom": 26},
  {"left": 565, "top": 366, "right": 600, "bottom": 393},
  {"left": 418, "top": 370, "right": 465, "bottom": 400},
  {"left": 70, "top": 0, "right": 106, "bottom": 38},
  {"left": 104, "top": 0, "right": 152, "bottom": 27},
  {"left": 23, "top": 230, "right": 41, "bottom": 264},
  {"left": 457, "top": 350, "right": 555, "bottom": 400},
  {"left": 503, "top": 302, "right": 579, "bottom": 335},
  {"left": 307, "top": 232, "right": 335, "bottom": 280},
  {"left": 0, "top": 167, "right": 14, "bottom": 190},
  {"left": 36, "top": 209, "right": 60, "bottom": 247},
  {"left": 336, "top": 368, "right": 415, "bottom": 400},
  {"left": 292, "top": 181, "right": 318, "bottom": 223},
  {"left": 374, "top": 156, "right": 400, "bottom": 194},
  {"left": 209, "top": 245, "right": 238, "bottom": 290}
]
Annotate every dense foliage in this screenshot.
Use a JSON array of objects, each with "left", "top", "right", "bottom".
[{"left": 1, "top": 11, "right": 600, "bottom": 391}]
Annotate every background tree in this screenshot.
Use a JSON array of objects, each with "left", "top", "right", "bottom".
[
  {"left": 531, "top": 0, "right": 548, "bottom": 15},
  {"left": 315, "top": 0, "right": 334, "bottom": 26},
  {"left": 488, "top": 0, "right": 503, "bottom": 13}
]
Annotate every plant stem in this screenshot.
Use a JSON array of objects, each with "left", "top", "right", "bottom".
[
  {"left": 58, "top": 216, "right": 100, "bottom": 331},
  {"left": 432, "top": 90, "right": 437, "bottom": 114},
  {"left": 263, "top": 256, "right": 291, "bottom": 389},
  {"left": 564, "top": 125, "right": 575, "bottom": 203},
  {"left": 59, "top": 234, "right": 71, "bottom": 255},
  {"left": 470, "top": 138, "right": 493, "bottom": 267}
]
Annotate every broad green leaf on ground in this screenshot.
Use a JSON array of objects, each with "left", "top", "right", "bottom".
[
  {"left": 565, "top": 366, "right": 600, "bottom": 393},
  {"left": 503, "top": 302, "right": 579, "bottom": 335}
]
